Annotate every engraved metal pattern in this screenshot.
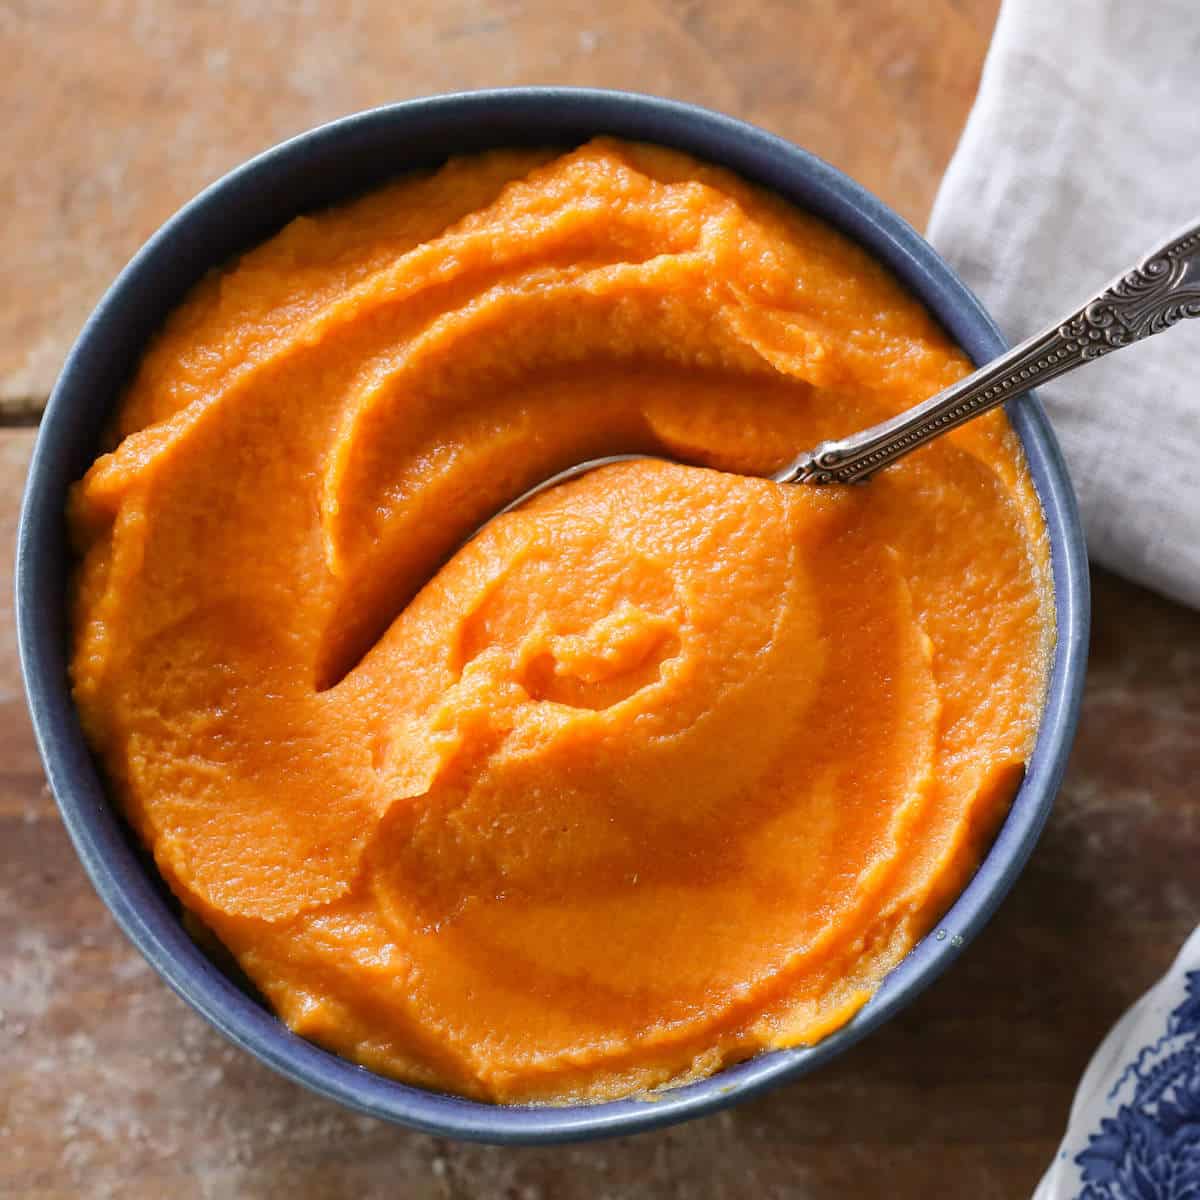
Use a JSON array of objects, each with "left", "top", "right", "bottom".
[
  {"left": 777, "top": 220, "right": 1200, "bottom": 486},
  {"left": 470, "top": 220, "right": 1200, "bottom": 537}
]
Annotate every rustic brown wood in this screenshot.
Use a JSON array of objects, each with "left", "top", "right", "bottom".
[
  {"left": 2, "top": 0, "right": 998, "bottom": 414},
  {"left": 11, "top": 3, "right": 1198, "bottom": 1197}
]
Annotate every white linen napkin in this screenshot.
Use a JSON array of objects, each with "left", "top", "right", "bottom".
[
  {"left": 928, "top": 5, "right": 1200, "bottom": 1194},
  {"left": 927, "top": 0, "right": 1200, "bottom": 611}
]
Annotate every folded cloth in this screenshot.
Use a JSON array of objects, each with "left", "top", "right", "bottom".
[
  {"left": 929, "top": 5, "right": 1200, "bottom": 1194},
  {"left": 927, "top": 0, "right": 1200, "bottom": 610}
]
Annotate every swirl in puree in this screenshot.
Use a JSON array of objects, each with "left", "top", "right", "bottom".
[{"left": 70, "top": 139, "right": 1052, "bottom": 1103}]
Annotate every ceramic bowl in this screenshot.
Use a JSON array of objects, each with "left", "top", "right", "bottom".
[{"left": 16, "top": 88, "right": 1090, "bottom": 1144}]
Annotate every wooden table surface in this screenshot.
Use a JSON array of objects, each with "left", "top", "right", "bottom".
[{"left": 5, "top": 3, "right": 1199, "bottom": 1197}]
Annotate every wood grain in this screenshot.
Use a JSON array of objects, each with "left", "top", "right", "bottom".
[
  {"left": 11, "top": 3, "right": 1196, "bottom": 1198},
  {"left": 2, "top": 0, "right": 997, "bottom": 414}
]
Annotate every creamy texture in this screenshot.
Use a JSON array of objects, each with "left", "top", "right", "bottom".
[{"left": 70, "top": 139, "right": 1052, "bottom": 1103}]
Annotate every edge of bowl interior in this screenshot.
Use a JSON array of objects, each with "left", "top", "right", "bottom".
[{"left": 16, "top": 88, "right": 1090, "bottom": 1145}]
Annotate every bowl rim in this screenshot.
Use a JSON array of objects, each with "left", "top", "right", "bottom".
[{"left": 16, "top": 86, "right": 1090, "bottom": 1144}]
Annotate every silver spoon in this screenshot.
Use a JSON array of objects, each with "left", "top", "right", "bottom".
[{"left": 487, "top": 219, "right": 1200, "bottom": 523}]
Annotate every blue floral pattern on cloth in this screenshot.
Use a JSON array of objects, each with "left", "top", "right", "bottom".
[{"left": 1074, "top": 970, "right": 1200, "bottom": 1200}]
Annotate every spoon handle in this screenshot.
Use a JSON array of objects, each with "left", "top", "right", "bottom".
[{"left": 779, "top": 219, "right": 1200, "bottom": 486}]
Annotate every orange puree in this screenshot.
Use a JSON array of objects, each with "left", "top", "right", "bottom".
[{"left": 69, "top": 139, "right": 1052, "bottom": 1103}]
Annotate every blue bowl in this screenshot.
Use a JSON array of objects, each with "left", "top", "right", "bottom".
[{"left": 16, "top": 88, "right": 1089, "bottom": 1144}]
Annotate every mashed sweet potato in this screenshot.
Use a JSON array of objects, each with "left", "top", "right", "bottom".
[{"left": 69, "top": 138, "right": 1052, "bottom": 1103}]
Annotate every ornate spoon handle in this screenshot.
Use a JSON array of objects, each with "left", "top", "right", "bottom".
[{"left": 779, "top": 219, "right": 1200, "bottom": 486}]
